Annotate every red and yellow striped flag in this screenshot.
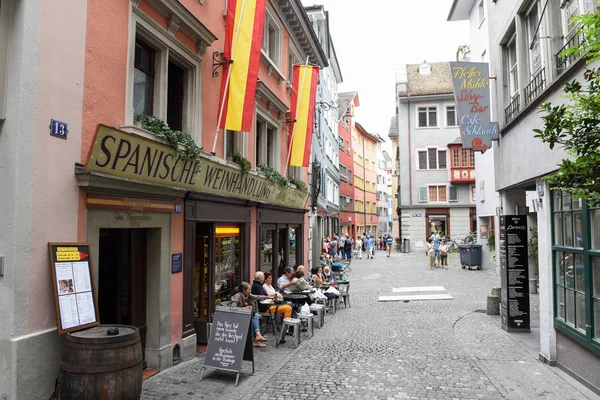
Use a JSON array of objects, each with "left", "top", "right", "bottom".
[
  {"left": 288, "top": 65, "right": 319, "bottom": 167},
  {"left": 219, "top": 0, "right": 267, "bottom": 132}
]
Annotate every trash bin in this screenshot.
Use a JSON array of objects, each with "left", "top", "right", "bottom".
[
  {"left": 402, "top": 238, "right": 410, "bottom": 253},
  {"left": 459, "top": 244, "right": 482, "bottom": 270}
]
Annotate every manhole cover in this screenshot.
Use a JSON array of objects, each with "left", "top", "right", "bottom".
[{"left": 473, "top": 309, "right": 486, "bottom": 313}]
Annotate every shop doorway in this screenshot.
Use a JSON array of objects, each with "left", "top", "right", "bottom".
[
  {"left": 193, "top": 223, "right": 242, "bottom": 343},
  {"left": 427, "top": 216, "right": 447, "bottom": 238},
  {"left": 98, "top": 228, "right": 148, "bottom": 367}
]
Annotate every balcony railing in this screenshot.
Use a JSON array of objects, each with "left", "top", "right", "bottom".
[
  {"left": 556, "top": 34, "right": 584, "bottom": 76},
  {"left": 505, "top": 94, "right": 520, "bottom": 124},
  {"left": 524, "top": 67, "right": 546, "bottom": 107}
]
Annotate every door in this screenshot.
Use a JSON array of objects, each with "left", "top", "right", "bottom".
[{"left": 98, "top": 229, "right": 148, "bottom": 366}]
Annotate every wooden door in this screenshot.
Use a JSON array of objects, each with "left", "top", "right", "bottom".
[{"left": 129, "top": 229, "right": 147, "bottom": 363}]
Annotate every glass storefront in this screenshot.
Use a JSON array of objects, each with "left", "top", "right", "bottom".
[
  {"left": 259, "top": 229, "right": 274, "bottom": 274},
  {"left": 215, "top": 225, "right": 241, "bottom": 304}
]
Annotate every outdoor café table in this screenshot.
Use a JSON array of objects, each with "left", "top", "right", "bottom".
[
  {"left": 283, "top": 293, "right": 310, "bottom": 305},
  {"left": 259, "top": 299, "right": 287, "bottom": 334}
]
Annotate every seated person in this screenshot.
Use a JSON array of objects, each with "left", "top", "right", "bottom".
[
  {"left": 230, "top": 282, "right": 268, "bottom": 348},
  {"left": 290, "top": 270, "right": 314, "bottom": 293},
  {"left": 322, "top": 266, "right": 336, "bottom": 285},
  {"left": 277, "top": 266, "right": 298, "bottom": 294},
  {"left": 252, "top": 271, "right": 292, "bottom": 320},
  {"left": 311, "top": 267, "right": 325, "bottom": 285}
]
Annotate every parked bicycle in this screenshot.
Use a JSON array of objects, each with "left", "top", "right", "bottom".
[{"left": 445, "top": 232, "right": 477, "bottom": 252}]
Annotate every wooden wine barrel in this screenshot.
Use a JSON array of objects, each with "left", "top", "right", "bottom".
[{"left": 59, "top": 325, "right": 143, "bottom": 400}]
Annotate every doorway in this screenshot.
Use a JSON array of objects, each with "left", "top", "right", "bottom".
[{"left": 98, "top": 228, "right": 148, "bottom": 366}]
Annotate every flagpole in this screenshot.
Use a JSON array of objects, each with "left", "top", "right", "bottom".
[
  {"left": 285, "top": 58, "right": 310, "bottom": 177},
  {"left": 212, "top": 0, "right": 249, "bottom": 155}
]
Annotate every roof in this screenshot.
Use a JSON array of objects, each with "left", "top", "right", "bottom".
[
  {"left": 382, "top": 150, "right": 392, "bottom": 162},
  {"left": 388, "top": 116, "right": 398, "bottom": 138},
  {"left": 337, "top": 91, "right": 358, "bottom": 120},
  {"left": 447, "top": 0, "right": 477, "bottom": 21},
  {"left": 405, "top": 62, "right": 454, "bottom": 96},
  {"left": 355, "top": 122, "right": 384, "bottom": 143},
  {"left": 449, "top": 137, "right": 463, "bottom": 145}
]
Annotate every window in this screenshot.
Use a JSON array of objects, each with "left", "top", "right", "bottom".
[
  {"left": 453, "top": 149, "right": 460, "bottom": 167},
  {"left": 348, "top": 169, "right": 353, "bottom": 185},
  {"left": 461, "top": 149, "right": 468, "bottom": 167},
  {"left": 438, "top": 151, "right": 447, "bottom": 169},
  {"left": 288, "top": 47, "right": 300, "bottom": 82},
  {"left": 526, "top": 3, "right": 541, "bottom": 75},
  {"left": 469, "top": 150, "right": 475, "bottom": 166},
  {"left": 470, "top": 185, "right": 476, "bottom": 202},
  {"left": 128, "top": 13, "right": 202, "bottom": 142},
  {"left": 417, "top": 148, "right": 447, "bottom": 170},
  {"left": 452, "top": 148, "right": 475, "bottom": 167},
  {"left": 428, "top": 149, "right": 437, "bottom": 170},
  {"left": 428, "top": 186, "right": 447, "bottom": 202},
  {"left": 478, "top": 0, "right": 485, "bottom": 25},
  {"left": 225, "top": 130, "right": 244, "bottom": 157},
  {"left": 506, "top": 35, "right": 519, "bottom": 99},
  {"left": 446, "top": 105, "right": 458, "bottom": 127},
  {"left": 417, "top": 106, "right": 438, "bottom": 128},
  {"left": 346, "top": 140, "right": 350, "bottom": 154},
  {"left": 553, "top": 191, "right": 600, "bottom": 352},
  {"left": 134, "top": 39, "right": 156, "bottom": 118},
  {"left": 449, "top": 186, "right": 458, "bottom": 202},
  {"left": 167, "top": 61, "right": 185, "bottom": 131},
  {"left": 263, "top": 9, "right": 281, "bottom": 67},
  {"left": 255, "top": 114, "right": 279, "bottom": 169}
]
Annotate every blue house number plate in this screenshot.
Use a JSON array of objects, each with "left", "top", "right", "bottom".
[{"left": 50, "top": 119, "right": 68, "bottom": 139}]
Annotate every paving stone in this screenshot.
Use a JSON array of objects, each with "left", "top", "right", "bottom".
[{"left": 142, "top": 250, "right": 595, "bottom": 400}]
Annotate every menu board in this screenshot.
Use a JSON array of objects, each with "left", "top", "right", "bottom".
[
  {"left": 48, "top": 243, "right": 100, "bottom": 334},
  {"left": 201, "top": 306, "right": 254, "bottom": 386},
  {"left": 499, "top": 216, "right": 530, "bottom": 332}
]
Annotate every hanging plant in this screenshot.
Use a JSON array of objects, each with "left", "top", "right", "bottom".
[
  {"left": 288, "top": 177, "right": 307, "bottom": 192},
  {"left": 257, "top": 164, "right": 288, "bottom": 187},
  {"left": 136, "top": 115, "right": 203, "bottom": 161},
  {"left": 227, "top": 152, "right": 252, "bottom": 175}
]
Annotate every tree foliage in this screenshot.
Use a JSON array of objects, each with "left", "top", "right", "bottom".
[{"left": 533, "top": 12, "right": 600, "bottom": 206}]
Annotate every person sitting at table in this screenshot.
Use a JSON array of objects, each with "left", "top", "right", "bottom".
[
  {"left": 311, "top": 267, "right": 325, "bottom": 285},
  {"left": 322, "top": 266, "right": 336, "bottom": 284},
  {"left": 230, "top": 282, "right": 269, "bottom": 347},
  {"left": 277, "top": 266, "right": 298, "bottom": 294},
  {"left": 252, "top": 271, "right": 292, "bottom": 318}
]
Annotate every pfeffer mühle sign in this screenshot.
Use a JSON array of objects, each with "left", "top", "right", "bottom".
[{"left": 86, "top": 125, "right": 308, "bottom": 209}]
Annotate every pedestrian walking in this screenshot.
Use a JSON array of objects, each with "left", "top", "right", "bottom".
[
  {"left": 355, "top": 236, "right": 363, "bottom": 259},
  {"left": 426, "top": 239, "right": 434, "bottom": 269},
  {"left": 440, "top": 240, "right": 448, "bottom": 268},
  {"left": 385, "top": 234, "right": 394, "bottom": 257}
]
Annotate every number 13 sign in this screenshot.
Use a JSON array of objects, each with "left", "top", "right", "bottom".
[{"left": 50, "top": 119, "right": 68, "bottom": 139}]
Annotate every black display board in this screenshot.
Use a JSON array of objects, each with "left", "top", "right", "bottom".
[
  {"left": 500, "top": 216, "right": 530, "bottom": 332},
  {"left": 200, "top": 306, "right": 254, "bottom": 386},
  {"left": 48, "top": 242, "right": 100, "bottom": 334}
]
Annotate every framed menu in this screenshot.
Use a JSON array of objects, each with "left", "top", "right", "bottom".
[{"left": 48, "top": 242, "right": 100, "bottom": 334}]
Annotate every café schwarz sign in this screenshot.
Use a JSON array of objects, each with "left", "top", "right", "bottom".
[
  {"left": 449, "top": 62, "right": 499, "bottom": 153},
  {"left": 86, "top": 125, "right": 309, "bottom": 209}
]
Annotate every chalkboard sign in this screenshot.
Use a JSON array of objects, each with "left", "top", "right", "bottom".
[
  {"left": 48, "top": 242, "right": 100, "bottom": 334},
  {"left": 200, "top": 306, "right": 254, "bottom": 386},
  {"left": 499, "top": 216, "right": 530, "bottom": 332}
]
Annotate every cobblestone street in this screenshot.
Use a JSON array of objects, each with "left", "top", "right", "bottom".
[{"left": 142, "top": 250, "right": 598, "bottom": 400}]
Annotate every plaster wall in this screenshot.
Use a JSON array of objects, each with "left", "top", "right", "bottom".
[{"left": 0, "top": 0, "right": 87, "bottom": 397}]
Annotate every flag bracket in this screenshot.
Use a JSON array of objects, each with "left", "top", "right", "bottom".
[
  {"left": 315, "top": 99, "right": 351, "bottom": 111},
  {"left": 213, "top": 51, "right": 233, "bottom": 78}
]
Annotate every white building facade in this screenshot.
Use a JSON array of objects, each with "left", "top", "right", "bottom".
[
  {"left": 394, "top": 62, "right": 477, "bottom": 249},
  {"left": 474, "top": 0, "right": 600, "bottom": 392}
]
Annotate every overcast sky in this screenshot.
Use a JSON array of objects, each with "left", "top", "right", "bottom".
[{"left": 301, "top": 0, "right": 469, "bottom": 150}]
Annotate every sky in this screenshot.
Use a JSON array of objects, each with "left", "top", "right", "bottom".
[{"left": 300, "top": 0, "right": 469, "bottom": 150}]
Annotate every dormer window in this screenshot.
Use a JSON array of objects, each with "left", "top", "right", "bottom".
[{"left": 419, "top": 61, "right": 431, "bottom": 76}]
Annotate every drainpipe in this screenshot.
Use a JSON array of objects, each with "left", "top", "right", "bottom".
[
  {"left": 407, "top": 93, "right": 412, "bottom": 206},
  {"left": 362, "top": 136, "right": 367, "bottom": 235}
]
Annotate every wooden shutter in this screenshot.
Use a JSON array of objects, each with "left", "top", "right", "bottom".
[
  {"left": 418, "top": 186, "right": 428, "bottom": 203},
  {"left": 449, "top": 185, "right": 458, "bottom": 202}
]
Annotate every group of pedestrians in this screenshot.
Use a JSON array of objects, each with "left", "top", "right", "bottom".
[
  {"left": 323, "top": 234, "right": 354, "bottom": 260},
  {"left": 426, "top": 232, "right": 448, "bottom": 269}
]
